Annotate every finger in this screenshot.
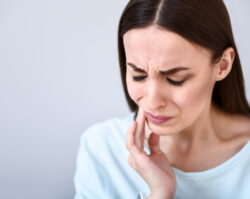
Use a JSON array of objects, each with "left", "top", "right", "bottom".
[
  {"left": 126, "top": 121, "right": 137, "bottom": 151},
  {"left": 135, "top": 108, "right": 146, "bottom": 150},
  {"left": 148, "top": 133, "right": 162, "bottom": 154},
  {"left": 126, "top": 121, "right": 138, "bottom": 169},
  {"left": 126, "top": 121, "right": 145, "bottom": 168},
  {"left": 144, "top": 118, "right": 152, "bottom": 143}
]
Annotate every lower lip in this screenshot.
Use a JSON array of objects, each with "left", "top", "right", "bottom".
[{"left": 145, "top": 113, "right": 171, "bottom": 124}]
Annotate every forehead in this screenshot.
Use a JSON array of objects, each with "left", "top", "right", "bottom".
[{"left": 123, "top": 25, "right": 210, "bottom": 69}]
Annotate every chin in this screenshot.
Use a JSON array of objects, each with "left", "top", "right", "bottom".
[{"left": 147, "top": 121, "right": 174, "bottom": 136}]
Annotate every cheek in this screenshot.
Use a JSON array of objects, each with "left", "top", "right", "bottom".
[
  {"left": 126, "top": 77, "right": 142, "bottom": 102},
  {"left": 174, "top": 79, "right": 213, "bottom": 114}
]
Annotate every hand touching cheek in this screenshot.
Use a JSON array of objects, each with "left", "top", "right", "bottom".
[{"left": 126, "top": 108, "right": 177, "bottom": 199}]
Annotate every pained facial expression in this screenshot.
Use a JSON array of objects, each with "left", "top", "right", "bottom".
[{"left": 123, "top": 25, "right": 218, "bottom": 135}]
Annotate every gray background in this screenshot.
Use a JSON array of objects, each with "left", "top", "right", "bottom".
[{"left": 0, "top": 0, "right": 249, "bottom": 199}]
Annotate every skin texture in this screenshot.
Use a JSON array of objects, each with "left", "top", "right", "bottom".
[
  {"left": 126, "top": 108, "right": 176, "bottom": 199},
  {"left": 124, "top": 25, "right": 250, "bottom": 198},
  {"left": 124, "top": 25, "right": 230, "bottom": 139}
]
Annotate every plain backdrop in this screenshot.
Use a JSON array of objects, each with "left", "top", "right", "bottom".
[{"left": 0, "top": 0, "right": 249, "bottom": 199}]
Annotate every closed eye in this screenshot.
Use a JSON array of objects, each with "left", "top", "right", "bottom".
[{"left": 132, "top": 76, "right": 185, "bottom": 87}]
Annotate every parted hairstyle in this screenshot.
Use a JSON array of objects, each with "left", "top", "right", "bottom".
[{"left": 117, "top": 0, "right": 250, "bottom": 119}]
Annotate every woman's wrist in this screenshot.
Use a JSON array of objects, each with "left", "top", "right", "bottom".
[{"left": 147, "top": 191, "right": 174, "bottom": 199}]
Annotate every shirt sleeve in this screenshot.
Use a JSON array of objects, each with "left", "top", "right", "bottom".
[{"left": 73, "top": 132, "right": 104, "bottom": 199}]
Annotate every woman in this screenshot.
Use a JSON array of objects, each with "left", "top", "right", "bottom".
[{"left": 74, "top": 0, "right": 250, "bottom": 198}]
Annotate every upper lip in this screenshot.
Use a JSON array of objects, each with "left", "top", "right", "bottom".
[{"left": 145, "top": 111, "right": 171, "bottom": 120}]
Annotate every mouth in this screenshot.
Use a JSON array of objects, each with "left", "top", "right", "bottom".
[{"left": 145, "top": 112, "right": 172, "bottom": 124}]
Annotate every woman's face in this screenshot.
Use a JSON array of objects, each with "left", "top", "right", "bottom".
[{"left": 123, "top": 25, "right": 218, "bottom": 135}]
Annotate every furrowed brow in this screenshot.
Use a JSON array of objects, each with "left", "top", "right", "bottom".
[{"left": 126, "top": 62, "right": 189, "bottom": 75}]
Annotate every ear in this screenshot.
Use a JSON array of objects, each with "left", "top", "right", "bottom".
[{"left": 215, "top": 47, "right": 235, "bottom": 81}]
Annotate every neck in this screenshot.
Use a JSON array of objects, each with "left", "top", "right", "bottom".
[{"left": 160, "top": 103, "right": 227, "bottom": 153}]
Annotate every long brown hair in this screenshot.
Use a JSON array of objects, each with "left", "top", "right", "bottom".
[{"left": 117, "top": 0, "right": 250, "bottom": 119}]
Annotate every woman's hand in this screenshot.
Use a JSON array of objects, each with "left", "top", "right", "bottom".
[{"left": 126, "top": 108, "right": 176, "bottom": 199}]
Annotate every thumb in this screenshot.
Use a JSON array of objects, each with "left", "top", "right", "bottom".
[{"left": 148, "top": 133, "right": 162, "bottom": 154}]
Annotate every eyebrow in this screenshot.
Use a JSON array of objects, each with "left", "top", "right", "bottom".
[{"left": 126, "top": 62, "right": 189, "bottom": 75}]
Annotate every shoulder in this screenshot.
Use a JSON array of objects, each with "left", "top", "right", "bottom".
[
  {"left": 233, "top": 114, "right": 250, "bottom": 138},
  {"left": 222, "top": 114, "right": 250, "bottom": 150},
  {"left": 79, "top": 112, "right": 135, "bottom": 153},
  {"left": 221, "top": 113, "right": 250, "bottom": 139},
  {"left": 81, "top": 112, "right": 135, "bottom": 141},
  {"left": 75, "top": 112, "right": 136, "bottom": 179}
]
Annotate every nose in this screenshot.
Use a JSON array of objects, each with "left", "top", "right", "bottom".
[{"left": 146, "top": 80, "right": 166, "bottom": 110}]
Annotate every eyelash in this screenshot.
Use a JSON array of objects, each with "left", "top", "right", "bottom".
[{"left": 132, "top": 76, "right": 185, "bottom": 86}]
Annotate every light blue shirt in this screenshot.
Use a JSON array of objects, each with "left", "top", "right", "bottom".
[{"left": 74, "top": 112, "right": 250, "bottom": 199}]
